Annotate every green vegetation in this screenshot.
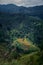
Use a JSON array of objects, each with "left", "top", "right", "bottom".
[
  {"left": 0, "top": 51, "right": 43, "bottom": 65},
  {"left": 0, "top": 13, "right": 43, "bottom": 65}
]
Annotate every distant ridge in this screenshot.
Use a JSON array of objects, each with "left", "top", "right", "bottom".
[{"left": 0, "top": 4, "right": 43, "bottom": 19}]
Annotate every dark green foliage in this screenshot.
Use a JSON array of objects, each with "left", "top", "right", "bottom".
[
  {"left": 0, "top": 13, "right": 43, "bottom": 65},
  {"left": 0, "top": 13, "right": 43, "bottom": 51},
  {"left": 0, "top": 51, "right": 43, "bottom": 65}
]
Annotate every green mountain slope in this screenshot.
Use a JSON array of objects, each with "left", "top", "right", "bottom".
[
  {"left": 0, "top": 13, "right": 43, "bottom": 65},
  {"left": 0, "top": 13, "right": 43, "bottom": 49}
]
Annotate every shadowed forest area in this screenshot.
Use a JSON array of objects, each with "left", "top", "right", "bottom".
[{"left": 0, "top": 5, "right": 43, "bottom": 65}]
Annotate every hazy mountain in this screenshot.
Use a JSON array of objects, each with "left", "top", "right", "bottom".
[{"left": 0, "top": 4, "right": 43, "bottom": 19}]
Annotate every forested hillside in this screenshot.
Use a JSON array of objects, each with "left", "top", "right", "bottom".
[{"left": 0, "top": 5, "right": 43, "bottom": 65}]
